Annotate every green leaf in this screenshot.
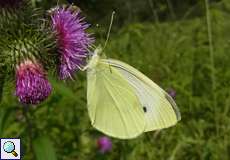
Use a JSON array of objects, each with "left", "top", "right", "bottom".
[
  {"left": 50, "top": 78, "right": 76, "bottom": 100},
  {"left": 0, "top": 108, "right": 8, "bottom": 136},
  {"left": 0, "top": 107, "right": 21, "bottom": 137},
  {"left": 33, "top": 136, "right": 57, "bottom": 160}
]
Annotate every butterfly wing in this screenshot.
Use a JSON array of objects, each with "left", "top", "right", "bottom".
[
  {"left": 101, "top": 59, "right": 181, "bottom": 132},
  {"left": 87, "top": 61, "right": 146, "bottom": 139}
]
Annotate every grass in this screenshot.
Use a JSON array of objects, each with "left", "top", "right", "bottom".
[{"left": 0, "top": 2, "right": 230, "bottom": 159}]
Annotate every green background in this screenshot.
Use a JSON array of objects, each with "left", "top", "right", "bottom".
[{"left": 0, "top": 0, "right": 230, "bottom": 159}]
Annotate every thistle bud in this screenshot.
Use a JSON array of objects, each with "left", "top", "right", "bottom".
[
  {"left": 97, "top": 136, "right": 112, "bottom": 154},
  {"left": 167, "top": 88, "right": 176, "bottom": 99},
  {"left": 15, "top": 60, "right": 52, "bottom": 104}
]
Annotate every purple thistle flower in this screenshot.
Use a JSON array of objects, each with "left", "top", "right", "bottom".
[
  {"left": 167, "top": 88, "right": 176, "bottom": 99},
  {"left": 50, "top": 6, "right": 93, "bottom": 79},
  {"left": 15, "top": 60, "right": 52, "bottom": 105},
  {"left": 97, "top": 136, "right": 112, "bottom": 154},
  {"left": 0, "top": 0, "right": 22, "bottom": 8}
]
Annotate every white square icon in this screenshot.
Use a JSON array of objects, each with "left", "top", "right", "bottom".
[{"left": 0, "top": 139, "right": 21, "bottom": 160}]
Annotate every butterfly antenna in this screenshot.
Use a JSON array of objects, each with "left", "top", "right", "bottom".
[{"left": 103, "top": 11, "right": 115, "bottom": 51}]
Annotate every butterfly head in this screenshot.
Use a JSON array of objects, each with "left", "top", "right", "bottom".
[
  {"left": 94, "top": 46, "right": 103, "bottom": 56},
  {"left": 87, "top": 46, "right": 103, "bottom": 69}
]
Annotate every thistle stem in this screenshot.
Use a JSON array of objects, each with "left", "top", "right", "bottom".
[{"left": 22, "top": 105, "right": 35, "bottom": 159}]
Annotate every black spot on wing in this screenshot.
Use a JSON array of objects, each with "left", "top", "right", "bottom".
[{"left": 143, "top": 106, "right": 147, "bottom": 113}]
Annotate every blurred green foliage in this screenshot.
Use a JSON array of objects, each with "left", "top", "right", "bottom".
[{"left": 0, "top": 0, "right": 230, "bottom": 159}]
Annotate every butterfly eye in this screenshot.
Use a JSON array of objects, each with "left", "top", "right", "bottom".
[{"left": 143, "top": 106, "right": 147, "bottom": 113}]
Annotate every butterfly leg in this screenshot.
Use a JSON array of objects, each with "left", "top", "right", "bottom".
[{"left": 79, "top": 65, "right": 89, "bottom": 71}]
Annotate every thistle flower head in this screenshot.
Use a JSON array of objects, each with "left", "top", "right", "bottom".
[
  {"left": 167, "top": 88, "right": 176, "bottom": 99},
  {"left": 50, "top": 6, "right": 93, "bottom": 79},
  {"left": 16, "top": 60, "right": 52, "bottom": 105},
  {"left": 97, "top": 136, "right": 112, "bottom": 154}
]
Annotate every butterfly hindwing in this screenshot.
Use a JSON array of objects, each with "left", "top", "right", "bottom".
[{"left": 87, "top": 61, "right": 146, "bottom": 139}]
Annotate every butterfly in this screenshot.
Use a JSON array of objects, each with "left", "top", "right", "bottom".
[{"left": 85, "top": 46, "right": 181, "bottom": 139}]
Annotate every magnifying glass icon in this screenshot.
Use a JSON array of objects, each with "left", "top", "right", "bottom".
[{"left": 3, "top": 141, "right": 18, "bottom": 157}]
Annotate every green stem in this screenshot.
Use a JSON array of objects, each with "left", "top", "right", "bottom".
[
  {"left": 169, "top": 142, "right": 183, "bottom": 160},
  {"left": 31, "top": 0, "right": 36, "bottom": 7},
  {"left": 0, "top": 73, "right": 4, "bottom": 103},
  {"left": 166, "top": 0, "right": 176, "bottom": 20},
  {"left": 204, "top": 0, "right": 218, "bottom": 134},
  {"left": 148, "top": 0, "right": 159, "bottom": 24}
]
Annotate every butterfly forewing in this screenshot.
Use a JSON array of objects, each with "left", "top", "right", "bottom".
[{"left": 101, "top": 59, "right": 181, "bottom": 132}]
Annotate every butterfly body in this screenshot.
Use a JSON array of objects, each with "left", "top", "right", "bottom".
[{"left": 86, "top": 48, "right": 181, "bottom": 139}]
